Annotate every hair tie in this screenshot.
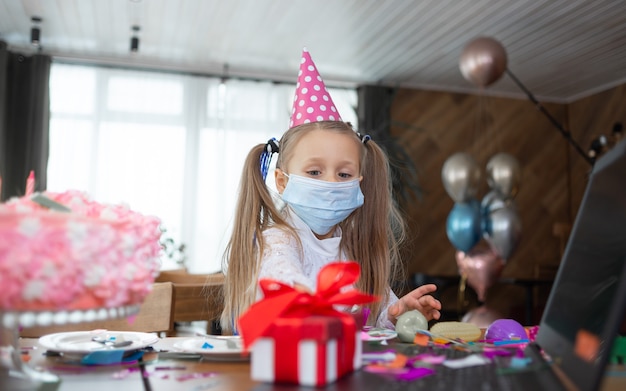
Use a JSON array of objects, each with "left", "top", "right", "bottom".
[
  {"left": 260, "top": 138, "right": 280, "bottom": 181},
  {"left": 358, "top": 133, "right": 371, "bottom": 145}
]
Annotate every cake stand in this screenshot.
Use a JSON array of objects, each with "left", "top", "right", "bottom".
[{"left": 0, "top": 305, "right": 140, "bottom": 391}]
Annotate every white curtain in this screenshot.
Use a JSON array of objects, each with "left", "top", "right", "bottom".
[{"left": 47, "top": 63, "right": 357, "bottom": 273}]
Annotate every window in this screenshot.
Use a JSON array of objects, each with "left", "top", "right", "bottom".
[{"left": 48, "top": 63, "right": 357, "bottom": 273}]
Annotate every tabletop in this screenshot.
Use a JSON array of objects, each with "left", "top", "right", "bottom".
[{"left": 16, "top": 336, "right": 626, "bottom": 391}]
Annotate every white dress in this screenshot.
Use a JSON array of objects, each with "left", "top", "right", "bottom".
[{"left": 258, "top": 207, "right": 397, "bottom": 329}]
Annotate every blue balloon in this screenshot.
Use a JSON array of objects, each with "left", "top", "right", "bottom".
[{"left": 446, "top": 200, "right": 482, "bottom": 252}]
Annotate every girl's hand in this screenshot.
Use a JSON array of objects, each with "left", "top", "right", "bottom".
[{"left": 387, "top": 284, "right": 441, "bottom": 324}]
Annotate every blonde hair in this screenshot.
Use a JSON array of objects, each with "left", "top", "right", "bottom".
[{"left": 220, "top": 121, "right": 406, "bottom": 333}]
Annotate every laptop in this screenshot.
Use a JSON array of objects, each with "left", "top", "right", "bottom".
[{"left": 530, "top": 137, "right": 626, "bottom": 391}]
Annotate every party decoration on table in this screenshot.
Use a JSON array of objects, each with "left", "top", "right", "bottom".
[
  {"left": 395, "top": 310, "right": 429, "bottom": 343},
  {"left": 362, "top": 350, "right": 397, "bottom": 364},
  {"left": 455, "top": 245, "right": 504, "bottom": 303},
  {"left": 238, "top": 261, "right": 377, "bottom": 386},
  {"left": 461, "top": 305, "right": 503, "bottom": 329},
  {"left": 364, "top": 353, "right": 436, "bottom": 381},
  {"left": 429, "top": 321, "right": 482, "bottom": 343},
  {"left": 485, "top": 319, "right": 528, "bottom": 342},
  {"left": 459, "top": 36, "right": 507, "bottom": 88}
]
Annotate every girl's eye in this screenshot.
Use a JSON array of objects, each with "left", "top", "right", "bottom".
[
  {"left": 306, "top": 170, "right": 321, "bottom": 176},
  {"left": 338, "top": 173, "right": 352, "bottom": 179}
]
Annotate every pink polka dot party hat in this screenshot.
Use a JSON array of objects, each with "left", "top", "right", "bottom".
[{"left": 289, "top": 48, "right": 342, "bottom": 128}]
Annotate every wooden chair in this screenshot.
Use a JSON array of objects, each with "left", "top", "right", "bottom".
[
  {"left": 20, "top": 282, "right": 175, "bottom": 337},
  {"left": 155, "top": 270, "right": 225, "bottom": 335},
  {"left": 155, "top": 269, "right": 224, "bottom": 285}
]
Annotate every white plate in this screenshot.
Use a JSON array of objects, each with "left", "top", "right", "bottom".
[
  {"left": 361, "top": 328, "right": 398, "bottom": 341},
  {"left": 39, "top": 331, "right": 159, "bottom": 354},
  {"left": 172, "top": 336, "right": 248, "bottom": 361}
]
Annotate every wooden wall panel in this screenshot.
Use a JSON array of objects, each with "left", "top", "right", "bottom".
[
  {"left": 389, "top": 84, "right": 625, "bottom": 321},
  {"left": 567, "top": 84, "right": 626, "bottom": 218},
  {"left": 392, "top": 89, "right": 567, "bottom": 277}
]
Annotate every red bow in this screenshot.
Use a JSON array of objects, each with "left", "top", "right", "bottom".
[{"left": 238, "top": 261, "right": 378, "bottom": 350}]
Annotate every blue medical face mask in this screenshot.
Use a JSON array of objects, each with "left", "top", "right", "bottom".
[{"left": 281, "top": 173, "right": 364, "bottom": 235}]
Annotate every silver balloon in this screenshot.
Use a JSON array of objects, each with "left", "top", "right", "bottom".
[
  {"left": 484, "top": 205, "right": 521, "bottom": 260},
  {"left": 480, "top": 189, "right": 516, "bottom": 216},
  {"left": 481, "top": 189, "right": 505, "bottom": 213},
  {"left": 441, "top": 152, "right": 482, "bottom": 203},
  {"left": 459, "top": 37, "right": 508, "bottom": 88},
  {"left": 486, "top": 153, "right": 521, "bottom": 199}
]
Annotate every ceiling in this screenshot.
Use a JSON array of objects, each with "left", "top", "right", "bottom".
[{"left": 1, "top": 0, "right": 626, "bottom": 103}]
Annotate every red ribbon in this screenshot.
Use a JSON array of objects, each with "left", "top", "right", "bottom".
[{"left": 238, "top": 261, "right": 377, "bottom": 350}]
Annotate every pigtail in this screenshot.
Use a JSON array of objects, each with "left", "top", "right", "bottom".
[
  {"left": 221, "top": 142, "right": 286, "bottom": 333},
  {"left": 343, "top": 137, "right": 407, "bottom": 325}
]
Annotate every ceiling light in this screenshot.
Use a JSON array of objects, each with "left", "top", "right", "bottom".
[
  {"left": 31, "top": 16, "right": 42, "bottom": 46},
  {"left": 130, "top": 25, "right": 140, "bottom": 53},
  {"left": 130, "top": 36, "right": 139, "bottom": 52}
]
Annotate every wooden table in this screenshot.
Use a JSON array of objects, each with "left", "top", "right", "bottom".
[{"left": 17, "top": 337, "right": 626, "bottom": 391}]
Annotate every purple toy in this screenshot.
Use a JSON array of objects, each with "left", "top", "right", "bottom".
[{"left": 485, "top": 319, "right": 527, "bottom": 341}]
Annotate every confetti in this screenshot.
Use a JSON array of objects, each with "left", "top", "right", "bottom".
[
  {"left": 442, "top": 354, "right": 491, "bottom": 369},
  {"left": 413, "top": 333, "right": 430, "bottom": 346},
  {"left": 176, "top": 372, "right": 217, "bottom": 382},
  {"left": 396, "top": 367, "right": 436, "bottom": 381}
]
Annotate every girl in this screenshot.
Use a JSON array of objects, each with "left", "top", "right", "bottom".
[{"left": 221, "top": 49, "right": 440, "bottom": 333}]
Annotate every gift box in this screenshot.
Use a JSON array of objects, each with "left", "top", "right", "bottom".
[
  {"left": 239, "top": 262, "right": 376, "bottom": 386},
  {"left": 251, "top": 314, "right": 362, "bottom": 386}
]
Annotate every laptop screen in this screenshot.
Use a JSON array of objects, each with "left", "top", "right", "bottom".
[{"left": 537, "top": 140, "right": 626, "bottom": 391}]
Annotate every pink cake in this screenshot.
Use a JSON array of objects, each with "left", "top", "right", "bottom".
[{"left": 0, "top": 190, "right": 162, "bottom": 312}]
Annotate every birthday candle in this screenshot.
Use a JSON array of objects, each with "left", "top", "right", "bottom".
[{"left": 25, "top": 170, "right": 35, "bottom": 196}]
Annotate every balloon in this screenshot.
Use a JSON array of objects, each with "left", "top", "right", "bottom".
[
  {"left": 486, "top": 153, "right": 521, "bottom": 198},
  {"left": 446, "top": 200, "right": 481, "bottom": 252},
  {"left": 480, "top": 189, "right": 507, "bottom": 215},
  {"left": 483, "top": 205, "right": 522, "bottom": 260},
  {"left": 459, "top": 37, "right": 508, "bottom": 88},
  {"left": 485, "top": 319, "right": 527, "bottom": 341},
  {"left": 395, "top": 310, "right": 429, "bottom": 343},
  {"left": 461, "top": 305, "right": 503, "bottom": 329},
  {"left": 456, "top": 245, "right": 504, "bottom": 302},
  {"left": 441, "top": 152, "right": 482, "bottom": 203}
]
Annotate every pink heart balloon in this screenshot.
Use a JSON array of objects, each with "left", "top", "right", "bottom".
[{"left": 456, "top": 245, "right": 504, "bottom": 301}]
